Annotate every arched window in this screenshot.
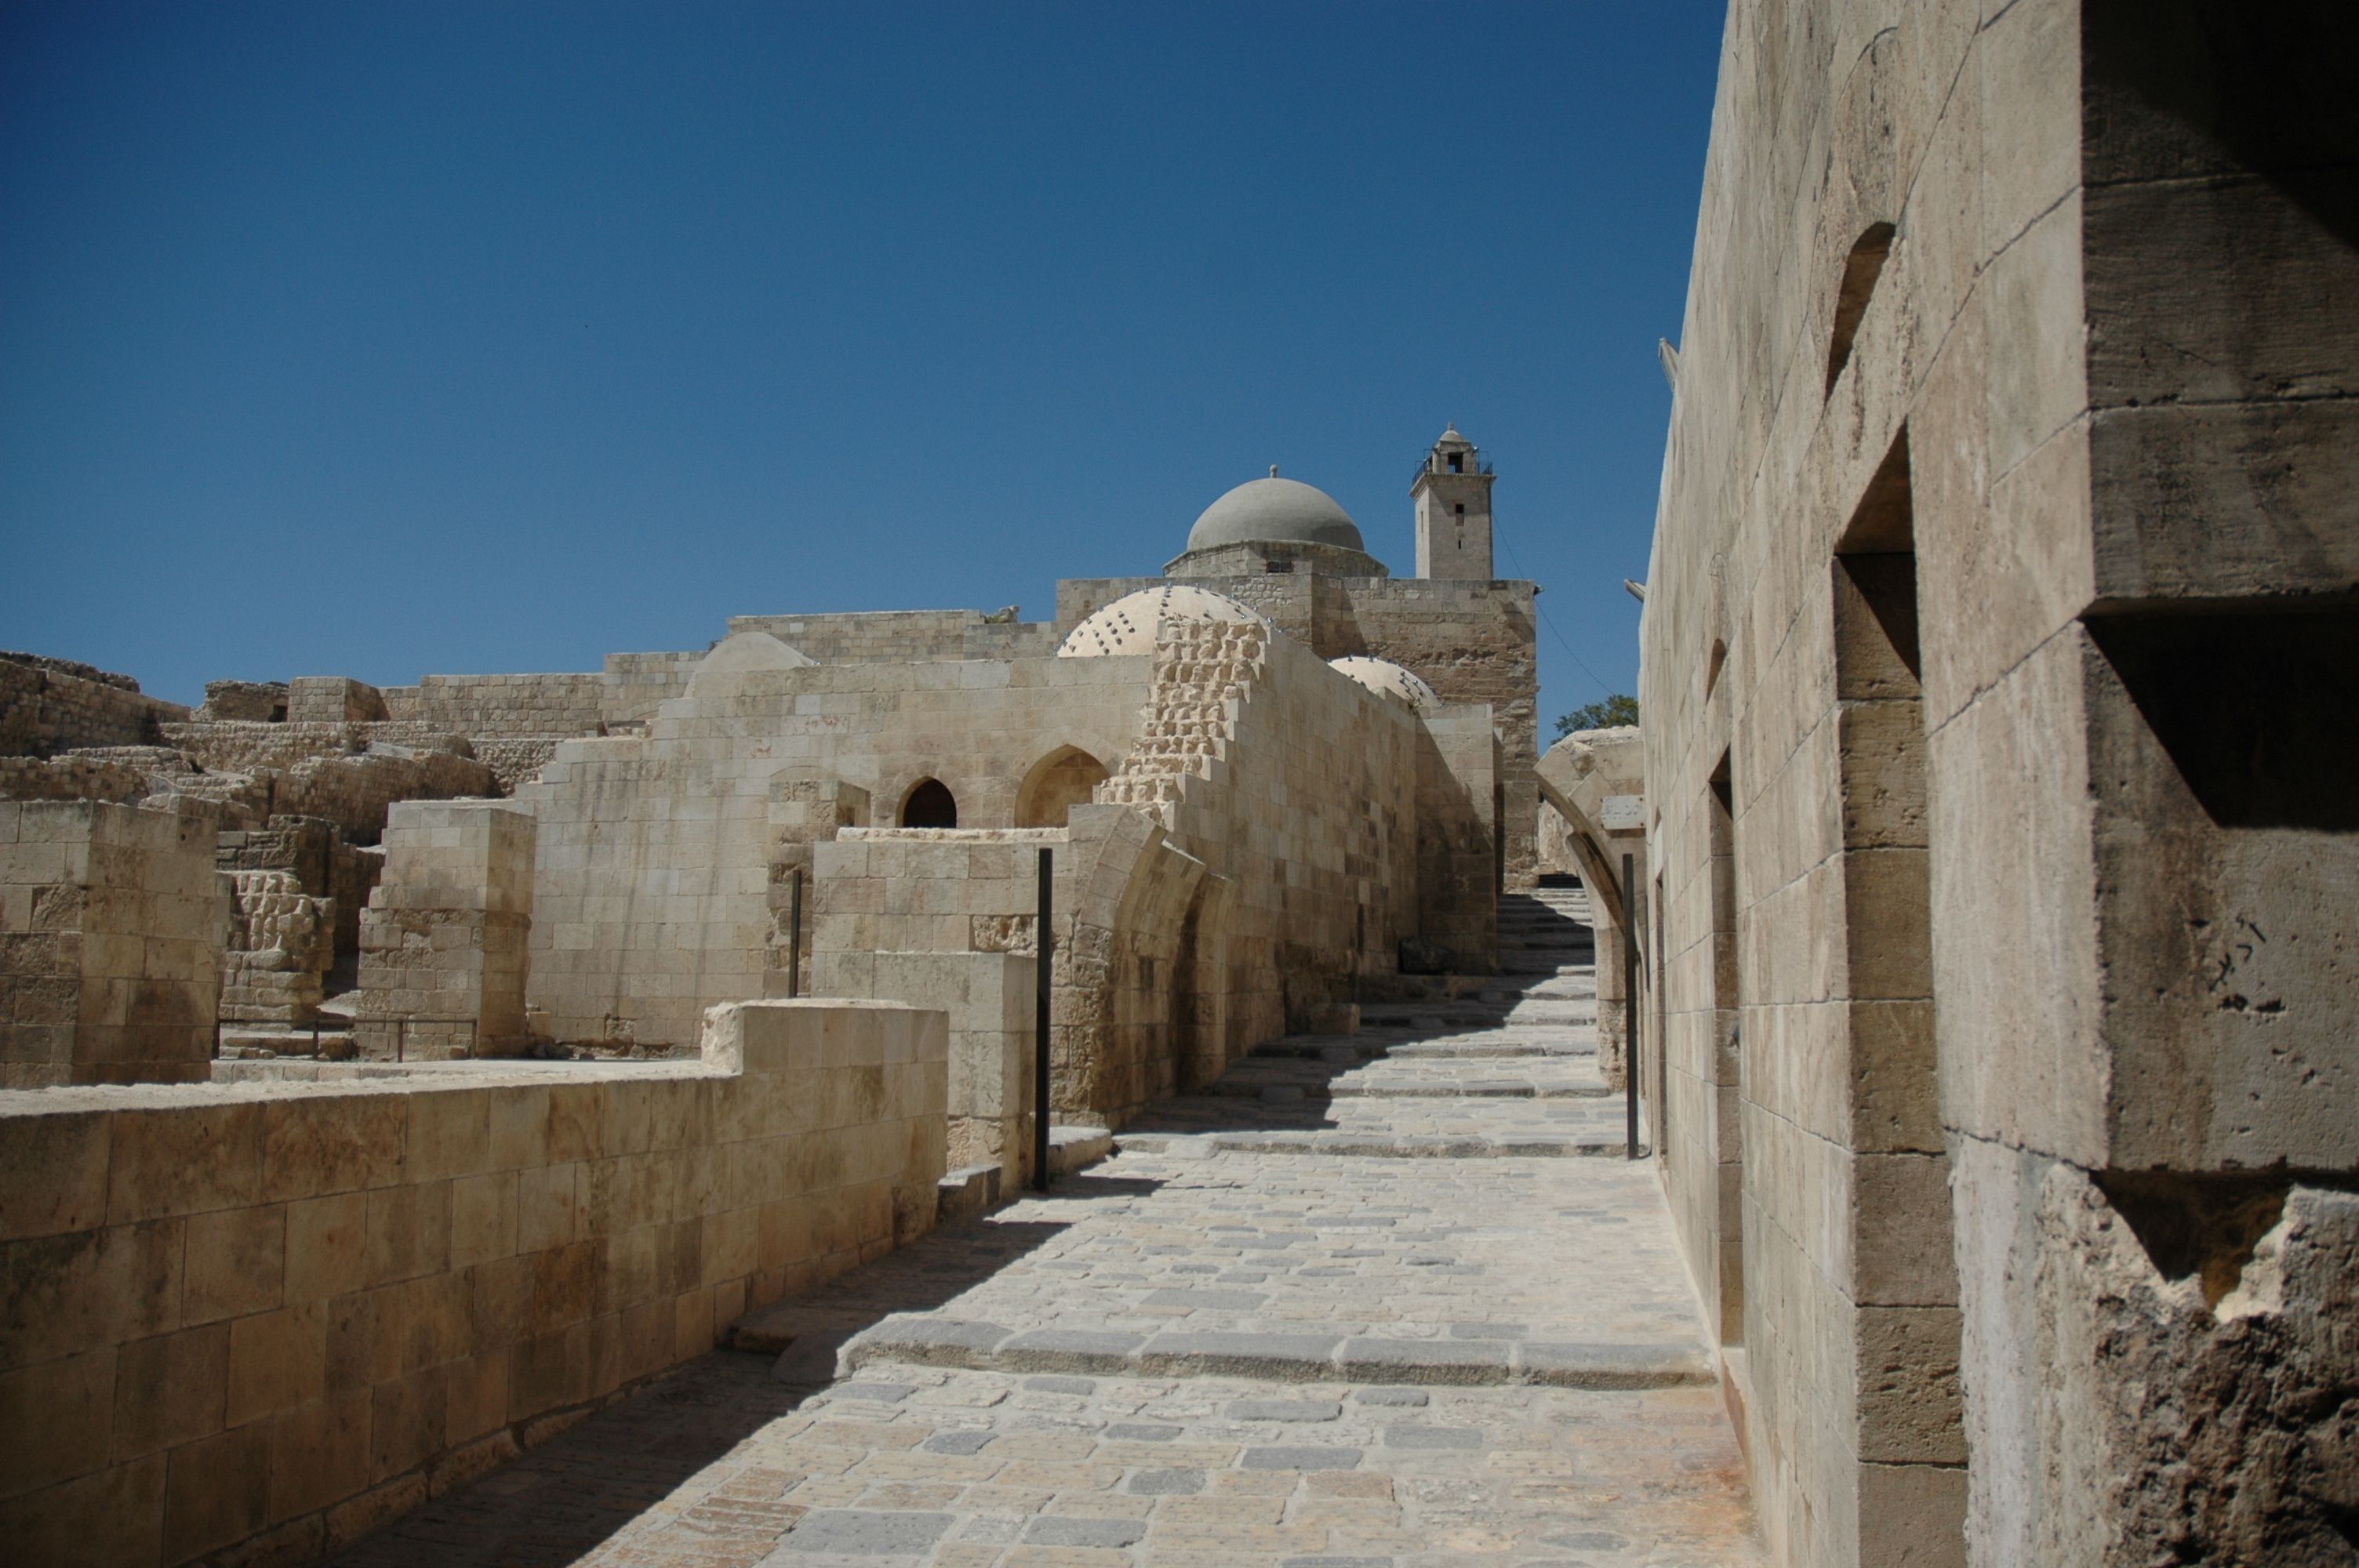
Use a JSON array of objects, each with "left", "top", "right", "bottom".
[
  {"left": 901, "top": 779, "right": 958, "bottom": 828},
  {"left": 1017, "top": 747, "right": 1110, "bottom": 829}
]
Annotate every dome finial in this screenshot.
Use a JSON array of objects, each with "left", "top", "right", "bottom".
[{"left": 1269, "top": 464, "right": 1279, "bottom": 478}]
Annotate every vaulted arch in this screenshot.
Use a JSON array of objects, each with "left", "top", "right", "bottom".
[{"left": 1016, "top": 746, "right": 1109, "bottom": 829}]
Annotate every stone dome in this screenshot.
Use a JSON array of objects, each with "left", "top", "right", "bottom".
[
  {"left": 1056, "top": 585, "right": 1265, "bottom": 658},
  {"left": 1185, "top": 476, "right": 1364, "bottom": 554},
  {"left": 1328, "top": 656, "right": 1440, "bottom": 715}
]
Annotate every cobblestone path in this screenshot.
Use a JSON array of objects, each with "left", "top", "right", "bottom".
[{"left": 329, "top": 891, "right": 1765, "bottom": 1567}]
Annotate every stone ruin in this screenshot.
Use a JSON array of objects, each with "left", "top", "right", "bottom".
[
  {"left": 0, "top": 442, "right": 1543, "bottom": 1563},
  {"left": 218, "top": 869, "right": 333, "bottom": 1025}
]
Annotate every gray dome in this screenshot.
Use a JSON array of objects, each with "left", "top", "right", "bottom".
[{"left": 1186, "top": 477, "right": 1364, "bottom": 554}]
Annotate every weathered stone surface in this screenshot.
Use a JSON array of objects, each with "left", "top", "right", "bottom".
[{"left": 1644, "top": 3, "right": 2358, "bottom": 1563}]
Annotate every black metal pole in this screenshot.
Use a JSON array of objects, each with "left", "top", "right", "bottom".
[
  {"left": 1034, "top": 848, "right": 1054, "bottom": 1191},
  {"left": 786, "top": 867, "right": 803, "bottom": 999},
  {"left": 1623, "top": 852, "right": 1641, "bottom": 1160}
]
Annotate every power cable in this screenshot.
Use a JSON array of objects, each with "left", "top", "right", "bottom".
[{"left": 1492, "top": 518, "right": 1623, "bottom": 702}]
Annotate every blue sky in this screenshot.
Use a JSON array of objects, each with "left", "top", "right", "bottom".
[{"left": 2, "top": 2, "right": 1724, "bottom": 719}]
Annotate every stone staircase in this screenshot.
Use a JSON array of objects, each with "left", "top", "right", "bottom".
[{"left": 1114, "top": 884, "right": 1637, "bottom": 1159}]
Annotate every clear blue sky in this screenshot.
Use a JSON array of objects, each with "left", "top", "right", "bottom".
[{"left": 2, "top": 2, "right": 1723, "bottom": 719}]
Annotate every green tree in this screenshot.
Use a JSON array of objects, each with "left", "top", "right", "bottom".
[{"left": 1553, "top": 693, "right": 1639, "bottom": 739}]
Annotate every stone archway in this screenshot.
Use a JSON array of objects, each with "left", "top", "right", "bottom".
[
  {"left": 900, "top": 778, "right": 958, "bottom": 828},
  {"left": 1016, "top": 746, "right": 1109, "bottom": 829}
]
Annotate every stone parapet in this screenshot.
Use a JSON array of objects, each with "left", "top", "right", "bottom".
[{"left": 0, "top": 997, "right": 947, "bottom": 1567}]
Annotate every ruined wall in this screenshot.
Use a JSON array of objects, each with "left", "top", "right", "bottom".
[
  {"left": 0, "top": 1000, "right": 947, "bottom": 1568},
  {"left": 522, "top": 655, "right": 1145, "bottom": 1049},
  {"left": 219, "top": 870, "right": 333, "bottom": 1025},
  {"left": 1642, "top": 2, "right": 2358, "bottom": 1563},
  {"left": 0, "top": 800, "right": 224, "bottom": 1088},
  {"left": 0, "top": 656, "right": 188, "bottom": 758},
  {"left": 378, "top": 673, "right": 603, "bottom": 739}
]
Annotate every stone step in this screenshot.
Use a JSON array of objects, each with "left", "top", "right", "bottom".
[
  {"left": 1114, "top": 1128, "right": 1637, "bottom": 1159},
  {"left": 833, "top": 1313, "right": 1707, "bottom": 1388}
]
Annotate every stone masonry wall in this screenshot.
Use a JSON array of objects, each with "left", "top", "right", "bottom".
[
  {"left": 0, "top": 800, "right": 224, "bottom": 1088},
  {"left": 1056, "top": 576, "right": 1538, "bottom": 889},
  {"left": 1641, "top": 2, "right": 2357, "bottom": 1563},
  {"left": 522, "top": 655, "right": 1144, "bottom": 1051},
  {"left": 378, "top": 673, "right": 604, "bottom": 739},
  {"left": 0, "top": 657, "right": 189, "bottom": 758},
  {"left": 1099, "top": 619, "right": 1422, "bottom": 1050},
  {"left": 357, "top": 801, "right": 535, "bottom": 1060},
  {"left": 0, "top": 999, "right": 948, "bottom": 1568},
  {"left": 725, "top": 609, "right": 1062, "bottom": 665}
]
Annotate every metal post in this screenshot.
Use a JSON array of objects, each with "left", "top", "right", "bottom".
[
  {"left": 1034, "top": 847, "right": 1053, "bottom": 1192},
  {"left": 1622, "top": 853, "right": 1641, "bottom": 1160},
  {"left": 786, "top": 868, "right": 803, "bottom": 999}
]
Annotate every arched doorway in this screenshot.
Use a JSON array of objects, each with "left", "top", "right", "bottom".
[
  {"left": 901, "top": 778, "right": 958, "bottom": 828},
  {"left": 1017, "top": 747, "right": 1110, "bottom": 828}
]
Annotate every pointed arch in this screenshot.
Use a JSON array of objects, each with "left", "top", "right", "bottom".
[
  {"left": 1016, "top": 746, "right": 1110, "bottom": 829},
  {"left": 900, "top": 778, "right": 958, "bottom": 828}
]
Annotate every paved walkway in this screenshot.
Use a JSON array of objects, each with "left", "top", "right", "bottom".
[{"left": 330, "top": 890, "right": 1765, "bottom": 1568}]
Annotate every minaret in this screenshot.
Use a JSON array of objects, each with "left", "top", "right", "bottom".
[{"left": 1412, "top": 423, "right": 1495, "bottom": 579}]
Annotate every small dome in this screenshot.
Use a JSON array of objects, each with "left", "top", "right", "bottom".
[
  {"left": 1186, "top": 476, "right": 1363, "bottom": 554},
  {"left": 1057, "top": 586, "right": 1265, "bottom": 658},
  {"left": 683, "top": 630, "right": 816, "bottom": 697},
  {"left": 1329, "top": 656, "right": 1440, "bottom": 714}
]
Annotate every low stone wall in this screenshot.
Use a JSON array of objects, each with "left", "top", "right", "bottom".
[
  {"left": 158, "top": 723, "right": 471, "bottom": 779},
  {"left": 0, "top": 998, "right": 949, "bottom": 1566},
  {"left": 817, "top": 935, "right": 1036, "bottom": 1192}
]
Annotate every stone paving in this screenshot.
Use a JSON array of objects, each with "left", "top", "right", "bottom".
[{"left": 325, "top": 889, "right": 1765, "bottom": 1566}]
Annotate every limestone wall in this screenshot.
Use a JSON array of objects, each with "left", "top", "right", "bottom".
[
  {"left": 1411, "top": 703, "right": 1498, "bottom": 973},
  {"left": 220, "top": 871, "right": 333, "bottom": 1025},
  {"left": 0, "top": 800, "right": 224, "bottom": 1088},
  {"left": 725, "top": 609, "right": 1061, "bottom": 665},
  {"left": 1057, "top": 575, "right": 1539, "bottom": 890},
  {"left": 0, "top": 656, "right": 188, "bottom": 758},
  {"left": 378, "top": 673, "right": 604, "bottom": 739},
  {"left": 1100, "top": 619, "right": 1422, "bottom": 1050},
  {"left": 0, "top": 998, "right": 947, "bottom": 1566},
  {"left": 287, "top": 678, "right": 389, "bottom": 725},
  {"left": 1641, "top": 2, "right": 2357, "bottom": 1563},
  {"left": 811, "top": 839, "right": 1047, "bottom": 1185},
  {"left": 521, "top": 655, "right": 1146, "bottom": 1050},
  {"left": 356, "top": 801, "right": 536, "bottom": 1059},
  {"left": 598, "top": 652, "right": 706, "bottom": 731}
]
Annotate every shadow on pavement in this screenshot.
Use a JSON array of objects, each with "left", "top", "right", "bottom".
[{"left": 322, "top": 1182, "right": 1152, "bottom": 1568}]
